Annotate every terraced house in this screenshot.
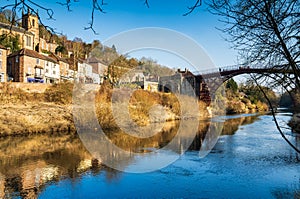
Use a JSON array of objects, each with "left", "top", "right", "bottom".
[
  {"left": 0, "top": 9, "right": 107, "bottom": 84},
  {"left": 7, "top": 49, "right": 58, "bottom": 83},
  {"left": 49, "top": 54, "right": 73, "bottom": 82}
]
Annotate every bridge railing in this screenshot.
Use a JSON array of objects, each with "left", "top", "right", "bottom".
[
  {"left": 192, "top": 63, "right": 289, "bottom": 76},
  {"left": 193, "top": 64, "right": 246, "bottom": 75}
]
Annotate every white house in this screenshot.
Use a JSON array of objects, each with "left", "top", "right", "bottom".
[
  {"left": 92, "top": 73, "right": 101, "bottom": 84},
  {"left": 83, "top": 63, "right": 93, "bottom": 83},
  {"left": 44, "top": 59, "right": 60, "bottom": 83},
  {"left": 76, "top": 61, "right": 85, "bottom": 83},
  {"left": 68, "top": 69, "right": 76, "bottom": 82}
]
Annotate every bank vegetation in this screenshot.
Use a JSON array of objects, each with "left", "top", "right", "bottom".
[{"left": 0, "top": 79, "right": 275, "bottom": 137}]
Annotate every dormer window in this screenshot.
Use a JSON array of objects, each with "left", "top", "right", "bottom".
[{"left": 32, "top": 19, "right": 35, "bottom": 27}]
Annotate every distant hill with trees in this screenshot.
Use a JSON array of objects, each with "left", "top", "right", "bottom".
[{"left": 137, "top": 57, "right": 175, "bottom": 77}]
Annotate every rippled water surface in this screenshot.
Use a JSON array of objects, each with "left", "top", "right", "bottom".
[{"left": 0, "top": 111, "right": 299, "bottom": 198}]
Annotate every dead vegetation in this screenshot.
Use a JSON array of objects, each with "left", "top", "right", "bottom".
[{"left": 0, "top": 81, "right": 209, "bottom": 136}]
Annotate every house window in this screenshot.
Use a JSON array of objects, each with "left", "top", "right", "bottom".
[
  {"left": 32, "top": 19, "right": 35, "bottom": 27},
  {"left": 46, "top": 69, "right": 49, "bottom": 73},
  {"left": 36, "top": 58, "right": 40, "bottom": 64},
  {"left": 0, "top": 61, "right": 2, "bottom": 69},
  {"left": 53, "top": 71, "right": 56, "bottom": 75},
  {"left": 0, "top": 50, "right": 2, "bottom": 56},
  {"left": 26, "top": 36, "right": 32, "bottom": 47},
  {"left": 16, "top": 56, "right": 19, "bottom": 63},
  {"left": 35, "top": 68, "right": 43, "bottom": 77}
]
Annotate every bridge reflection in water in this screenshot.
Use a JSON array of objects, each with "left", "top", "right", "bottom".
[{"left": 0, "top": 114, "right": 263, "bottom": 198}]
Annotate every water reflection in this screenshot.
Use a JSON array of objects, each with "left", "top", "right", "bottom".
[
  {"left": 0, "top": 133, "right": 100, "bottom": 199},
  {"left": 0, "top": 113, "right": 299, "bottom": 198}
]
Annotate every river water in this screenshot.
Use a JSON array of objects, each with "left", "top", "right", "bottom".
[{"left": 0, "top": 111, "right": 299, "bottom": 198}]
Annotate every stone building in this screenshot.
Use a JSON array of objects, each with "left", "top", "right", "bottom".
[
  {"left": 159, "top": 69, "right": 196, "bottom": 95},
  {"left": 144, "top": 76, "right": 159, "bottom": 92},
  {"left": 0, "top": 9, "right": 57, "bottom": 53}
]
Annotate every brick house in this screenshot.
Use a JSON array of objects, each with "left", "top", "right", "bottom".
[
  {"left": 0, "top": 45, "right": 7, "bottom": 82},
  {"left": 7, "top": 48, "right": 58, "bottom": 83}
]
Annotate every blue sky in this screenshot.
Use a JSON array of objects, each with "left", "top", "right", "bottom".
[{"left": 3, "top": 1, "right": 239, "bottom": 70}]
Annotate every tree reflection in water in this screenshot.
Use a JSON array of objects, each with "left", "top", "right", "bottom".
[{"left": 1, "top": 113, "right": 296, "bottom": 198}]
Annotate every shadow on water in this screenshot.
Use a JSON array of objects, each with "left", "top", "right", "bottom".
[
  {"left": 0, "top": 113, "right": 299, "bottom": 198},
  {"left": 271, "top": 184, "right": 300, "bottom": 199}
]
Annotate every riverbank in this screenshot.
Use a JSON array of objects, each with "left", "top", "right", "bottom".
[
  {"left": 0, "top": 102, "right": 75, "bottom": 137},
  {"left": 0, "top": 82, "right": 207, "bottom": 137},
  {"left": 0, "top": 82, "right": 270, "bottom": 137}
]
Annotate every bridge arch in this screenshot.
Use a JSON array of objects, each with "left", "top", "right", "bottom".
[{"left": 159, "top": 64, "right": 295, "bottom": 104}]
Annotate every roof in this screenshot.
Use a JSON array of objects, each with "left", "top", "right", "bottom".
[
  {"left": 0, "top": 22, "right": 34, "bottom": 36},
  {"left": 49, "top": 53, "right": 69, "bottom": 64},
  {"left": 8, "top": 48, "right": 58, "bottom": 63},
  {"left": 86, "top": 57, "right": 107, "bottom": 65}
]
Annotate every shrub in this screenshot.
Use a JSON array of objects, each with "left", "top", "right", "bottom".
[{"left": 44, "top": 82, "right": 73, "bottom": 104}]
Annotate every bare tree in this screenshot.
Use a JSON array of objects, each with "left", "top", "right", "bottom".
[
  {"left": 208, "top": 0, "right": 300, "bottom": 89},
  {"left": 208, "top": 0, "right": 300, "bottom": 152}
]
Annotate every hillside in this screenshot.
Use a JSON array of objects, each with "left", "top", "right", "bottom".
[
  {"left": 137, "top": 57, "right": 175, "bottom": 77},
  {"left": 222, "top": 79, "right": 278, "bottom": 114}
]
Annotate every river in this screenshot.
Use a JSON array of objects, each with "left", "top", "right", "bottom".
[{"left": 0, "top": 111, "right": 299, "bottom": 198}]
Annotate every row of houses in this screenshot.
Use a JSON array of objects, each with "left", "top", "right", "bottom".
[
  {"left": 0, "top": 45, "right": 108, "bottom": 84},
  {"left": 0, "top": 9, "right": 108, "bottom": 84}
]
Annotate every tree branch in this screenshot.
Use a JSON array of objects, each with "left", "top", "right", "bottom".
[
  {"left": 251, "top": 74, "right": 300, "bottom": 154},
  {"left": 144, "top": 0, "right": 149, "bottom": 8},
  {"left": 183, "top": 0, "right": 202, "bottom": 16},
  {"left": 84, "top": 0, "right": 106, "bottom": 34}
]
